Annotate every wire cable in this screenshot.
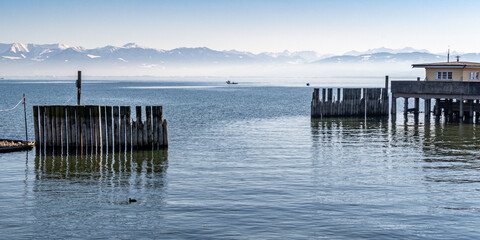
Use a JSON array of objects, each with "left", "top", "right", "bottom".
[{"left": 0, "top": 98, "right": 24, "bottom": 112}]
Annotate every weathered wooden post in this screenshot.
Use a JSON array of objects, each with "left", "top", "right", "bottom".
[
  {"left": 101, "top": 106, "right": 106, "bottom": 151},
  {"left": 60, "top": 106, "right": 66, "bottom": 150},
  {"left": 77, "top": 71, "right": 81, "bottom": 105},
  {"left": 40, "top": 106, "right": 45, "bottom": 149},
  {"left": 45, "top": 106, "right": 51, "bottom": 149},
  {"left": 106, "top": 106, "right": 113, "bottom": 151},
  {"left": 113, "top": 106, "right": 119, "bottom": 152},
  {"left": 136, "top": 106, "right": 142, "bottom": 149},
  {"left": 86, "top": 106, "right": 93, "bottom": 152},
  {"left": 120, "top": 106, "right": 126, "bottom": 152},
  {"left": 163, "top": 120, "right": 168, "bottom": 147},
  {"left": 23, "top": 94, "right": 28, "bottom": 143},
  {"left": 152, "top": 106, "right": 158, "bottom": 149},
  {"left": 80, "top": 106, "right": 86, "bottom": 153},
  {"left": 146, "top": 106, "right": 153, "bottom": 148},
  {"left": 33, "top": 105, "right": 39, "bottom": 148},
  {"left": 126, "top": 107, "right": 132, "bottom": 151},
  {"left": 69, "top": 106, "right": 76, "bottom": 151},
  {"left": 404, "top": 97, "right": 408, "bottom": 122},
  {"left": 55, "top": 106, "right": 61, "bottom": 149}
]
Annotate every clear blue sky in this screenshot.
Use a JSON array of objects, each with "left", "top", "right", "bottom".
[{"left": 1, "top": 0, "right": 480, "bottom": 54}]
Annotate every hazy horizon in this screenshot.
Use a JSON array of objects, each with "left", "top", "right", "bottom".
[{"left": 2, "top": 0, "right": 480, "bottom": 55}]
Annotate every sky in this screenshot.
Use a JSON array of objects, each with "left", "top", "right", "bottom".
[{"left": 2, "top": 0, "right": 480, "bottom": 54}]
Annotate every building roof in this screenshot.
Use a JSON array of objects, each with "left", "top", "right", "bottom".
[{"left": 412, "top": 61, "right": 480, "bottom": 68}]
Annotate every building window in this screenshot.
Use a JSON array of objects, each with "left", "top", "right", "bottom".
[
  {"left": 470, "top": 72, "right": 480, "bottom": 80},
  {"left": 436, "top": 71, "right": 453, "bottom": 80}
]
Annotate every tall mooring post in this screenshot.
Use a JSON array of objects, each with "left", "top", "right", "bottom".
[
  {"left": 76, "top": 71, "right": 82, "bottom": 105},
  {"left": 23, "top": 93, "right": 28, "bottom": 142}
]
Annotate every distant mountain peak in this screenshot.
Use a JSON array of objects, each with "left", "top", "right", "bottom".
[
  {"left": 10, "top": 43, "right": 29, "bottom": 53},
  {"left": 123, "top": 42, "right": 141, "bottom": 48},
  {"left": 344, "top": 47, "right": 430, "bottom": 56}
]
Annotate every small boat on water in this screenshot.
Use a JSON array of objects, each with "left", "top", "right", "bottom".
[
  {"left": 306, "top": 83, "right": 310, "bottom": 86},
  {"left": 226, "top": 80, "right": 238, "bottom": 85}
]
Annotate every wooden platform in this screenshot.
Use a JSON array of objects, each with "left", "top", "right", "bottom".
[{"left": 0, "top": 139, "right": 34, "bottom": 153}]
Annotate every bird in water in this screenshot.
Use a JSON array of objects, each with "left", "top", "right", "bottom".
[{"left": 129, "top": 198, "right": 137, "bottom": 203}]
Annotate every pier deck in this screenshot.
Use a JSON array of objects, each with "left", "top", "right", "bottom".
[{"left": 391, "top": 80, "right": 480, "bottom": 122}]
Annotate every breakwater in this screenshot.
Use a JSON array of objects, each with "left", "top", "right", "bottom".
[
  {"left": 311, "top": 87, "right": 388, "bottom": 118},
  {"left": 32, "top": 105, "right": 168, "bottom": 155}
]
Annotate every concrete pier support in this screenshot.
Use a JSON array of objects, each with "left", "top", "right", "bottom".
[
  {"left": 468, "top": 100, "right": 474, "bottom": 123},
  {"left": 434, "top": 99, "right": 441, "bottom": 123},
  {"left": 459, "top": 98, "right": 464, "bottom": 122},
  {"left": 414, "top": 77, "right": 420, "bottom": 121},
  {"left": 404, "top": 97, "right": 408, "bottom": 122},
  {"left": 424, "top": 99, "right": 431, "bottom": 122}
]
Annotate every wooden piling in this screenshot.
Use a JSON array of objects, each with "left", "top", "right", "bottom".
[
  {"left": 39, "top": 106, "right": 45, "bottom": 150},
  {"left": 62, "top": 106, "right": 68, "bottom": 150},
  {"left": 33, "top": 105, "right": 168, "bottom": 155},
  {"left": 106, "top": 106, "right": 113, "bottom": 151},
  {"left": 126, "top": 107, "right": 132, "bottom": 151},
  {"left": 158, "top": 107, "right": 164, "bottom": 147},
  {"left": 113, "top": 106, "right": 119, "bottom": 152},
  {"left": 152, "top": 106, "right": 158, "bottom": 150},
  {"left": 95, "top": 106, "right": 101, "bottom": 152},
  {"left": 136, "top": 106, "right": 142, "bottom": 149},
  {"left": 132, "top": 121, "right": 137, "bottom": 150},
  {"left": 101, "top": 106, "right": 106, "bottom": 150},
  {"left": 86, "top": 106, "right": 92, "bottom": 152},
  {"left": 163, "top": 120, "right": 168, "bottom": 147},
  {"left": 146, "top": 106, "right": 153, "bottom": 148},
  {"left": 68, "top": 106, "right": 75, "bottom": 150},
  {"left": 46, "top": 106, "right": 52, "bottom": 148},
  {"left": 80, "top": 106, "right": 86, "bottom": 152},
  {"left": 33, "top": 106, "right": 39, "bottom": 147},
  {"left": 120, "top": 106, "right": 126, "bottom": 152}
]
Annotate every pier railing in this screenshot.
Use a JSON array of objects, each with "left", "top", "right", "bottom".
[
  {"left": 32, "top": 105, "right": 168, "bottom": 155},
  {"left": 311, "top": 87, "right": 388, "bottom": 118}
]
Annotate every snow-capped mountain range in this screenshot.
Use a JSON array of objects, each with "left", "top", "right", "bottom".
[
  {"left": 1, "top": 42, "right": 478, "bottom": 77},
  {"left": 1, "top": 42, "right": 468, "bottom": 65},
  {"left": 0, "top": 42, "right": 321, "bottom": 64}
]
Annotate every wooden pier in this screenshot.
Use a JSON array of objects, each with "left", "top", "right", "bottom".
[
  {"left": 32, "top": 105, "right": 168, "bottom": 155},
  {"left": 311, "top": 77, "right": 389, "bottom": 118}
]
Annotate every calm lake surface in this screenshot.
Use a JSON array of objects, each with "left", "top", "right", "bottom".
[{"left": 2, "top": 78, "right": 480, "bottom": 239}]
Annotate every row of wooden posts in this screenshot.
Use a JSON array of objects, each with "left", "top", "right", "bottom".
[
  {"left": 32, "top": 105, "right": 168, "bottom": 155},
  {"left": 311, "top": 87, "right": 389, "bottom": 118}
]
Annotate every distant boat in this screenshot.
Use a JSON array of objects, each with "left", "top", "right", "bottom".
[
  {"left": 306, "top": 83, "right": 310, "bottom": 86},
  {"left": 226, "top": 80, "right": 238, "bottom": 85}
]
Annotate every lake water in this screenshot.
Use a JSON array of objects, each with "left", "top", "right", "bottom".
[{"left": 1, "top": 78, "right": 480, "bottom": 239}]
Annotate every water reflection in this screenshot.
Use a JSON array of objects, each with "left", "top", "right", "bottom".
[
  {"left": 32, "top": 150, "right": 168, "bottom": 204},
  {"left": 311, "top": 118, "right": 480, "bottom": 185}
]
